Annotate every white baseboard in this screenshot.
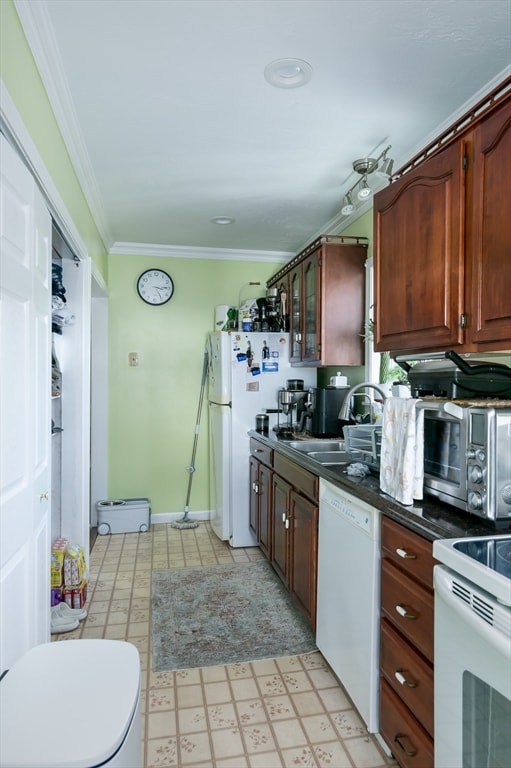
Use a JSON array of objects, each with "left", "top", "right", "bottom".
[{"left": 151, "top": 510, "right": 211, "bottom": 525}]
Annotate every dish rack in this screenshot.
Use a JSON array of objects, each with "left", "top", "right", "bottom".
[{"left": 344, "top": 424, "right": 382, "bottom": 471}]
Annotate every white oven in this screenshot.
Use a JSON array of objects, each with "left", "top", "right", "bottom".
[{"left": 433, "top": 536, "right": 511, "bottom": 768}]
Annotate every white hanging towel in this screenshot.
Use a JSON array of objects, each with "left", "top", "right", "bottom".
[{"left": 379, "top": 398, "right": 424, "bottom": 506}]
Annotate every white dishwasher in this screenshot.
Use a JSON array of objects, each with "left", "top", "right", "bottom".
[{"left": 316, "top": 478, "right": 381, "bottom": 733}]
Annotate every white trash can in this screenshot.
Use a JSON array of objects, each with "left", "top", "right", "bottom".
[
  {"left": 96, "top": 497, "right": 151, "bottom": 535},
  {"left": 0, "top": 640, "right": 141, "bottom": 767}
]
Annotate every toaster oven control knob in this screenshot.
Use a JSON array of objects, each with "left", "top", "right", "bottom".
[
  {"left": 469, "top": 465, "right": 484, "bottom": 484},
  {"left": 468, "top": 491, "right": 483, "bottom": 510}
]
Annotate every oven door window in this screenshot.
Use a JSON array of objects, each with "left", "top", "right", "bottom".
[
  {"left": 463, "top": 670, "right": 511, "bottom": 768},
  {"left": 423, "top": 417, "right": 461, "bottom": 484}
]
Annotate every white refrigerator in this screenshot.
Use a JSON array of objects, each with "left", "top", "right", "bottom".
[{"left": 207, "top": 331, "right": 316, "bottom": 547}]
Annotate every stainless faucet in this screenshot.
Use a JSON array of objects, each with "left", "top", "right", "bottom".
[{"left": 338, "top": 382, "right": 388, "bottom": 423}]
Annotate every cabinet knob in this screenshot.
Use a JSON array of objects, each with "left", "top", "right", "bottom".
[
  {"left": 395, "top": 603, "right": 417, "bottom": 620},
  {"left": 396, "top": 547, "right": 417, "bottom": 559},
  {"left": 39, "top": 491, "right": 49, "bottom": 502},
  {"left": 395, "top": 670, "right": 417, "bottom": 688}
]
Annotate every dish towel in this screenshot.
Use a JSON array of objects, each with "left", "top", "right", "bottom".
[{"left": 379, "top": 398, "right": 424, "bottom": 506}]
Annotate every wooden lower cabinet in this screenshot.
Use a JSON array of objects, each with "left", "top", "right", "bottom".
[
  {"left": 380, "top": 679, "right": 434, "bottom": 768},
  {"left": 380, "top": 619, "right": 434, "bottom": 736},
  {"left": 289, "top": 490, "right": 317, "bottom": 628},
  {"left": 271, "top": 454, "right": 318, "bottom": 629},
  {"left": 380, "top": 517, "right": 435, "bottom": 766},
  {"left": 272, "top": 473, "right": 291, "bottom": 585},
  {"left": 249, "top": 438, "right": 274, "bottom": 559}
]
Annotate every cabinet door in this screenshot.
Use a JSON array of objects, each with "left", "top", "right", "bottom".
[
  {"left": 259, "top": 464, "right": 272, "bottom": 560},
  {"left": 289, "top": 490, "right": 318, "bottom": 628},
  {"left": 302, "top": 251, "right": 321, "bottom": 362},
  {"left": 272, "top": 474, "right": 291, "bottom": 586},
  {"left": 374, "top": 141, "right": 465, "bottom": 353},
  {"left": 468, "top": 99, "right": 511, "bottom": 346},
  {"left": 289, "top": 266, "right": 302, "bottom": 362},
  {"left": 249, "top": 455, "right": 259, "bottom": 539}
]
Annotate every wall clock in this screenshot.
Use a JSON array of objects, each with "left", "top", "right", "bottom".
[{"left": 136, "top": 268, "right": 174, "bottom": 305}]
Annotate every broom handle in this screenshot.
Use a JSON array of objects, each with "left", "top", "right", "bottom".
[{"left": 184, "top": 350, "right": 209, "bottom": 511}]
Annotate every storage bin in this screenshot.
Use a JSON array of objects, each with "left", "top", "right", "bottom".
[{"left": 96, "top": 498, "right": 151, "bottom": 535}]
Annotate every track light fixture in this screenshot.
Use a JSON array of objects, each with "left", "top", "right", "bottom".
[
  {"left": 340, "top": 144, "right": 393, "bottom": 215},
  {"left": 341, "top": 192, "right": 354, "bottom": 215},
  {"left": 357, "top": 175, "right": 371, "bottom": 200}
]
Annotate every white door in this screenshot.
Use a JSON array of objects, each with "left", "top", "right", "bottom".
[{"left": 0, "top": 134, "right": 51, "bottom": 672}]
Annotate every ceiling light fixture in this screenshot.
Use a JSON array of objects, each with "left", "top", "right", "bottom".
[
  {"left": 374, "top": 147, "right": 394, "bottom": 179},
  {"left": 211, "top": 216, "right": 235, "bottom": 225},
  {"left": 264, "top": 58, "right": 313, "bottom": 89},
  {"left": 357, "top": 175, "right": 372, "bottom": 200},
  {"left": 340, "top": 144, "right": 394, "bottom": 215},
  {"left": 341, "top": 192, "right": 354, "bottom": 216}
]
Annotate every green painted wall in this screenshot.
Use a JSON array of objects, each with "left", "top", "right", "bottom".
[
  {"left": 0, "top": 0, "right": 108, "bottom": 279},
  {"left": 108, "top": 254, "right": 285, "bottom": 514}
]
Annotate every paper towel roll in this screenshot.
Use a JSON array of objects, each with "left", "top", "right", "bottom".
[{"left": 214, "top": 305, "right": 230, "bottom": 331}]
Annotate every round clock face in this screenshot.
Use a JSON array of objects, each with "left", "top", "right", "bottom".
[{"left": 137, "top": 269, "right": 174, "bottom": 305}]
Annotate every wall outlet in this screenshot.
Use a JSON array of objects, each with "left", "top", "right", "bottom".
[{"left": 128, "top": 352, "right": 139, "bottom": 367}]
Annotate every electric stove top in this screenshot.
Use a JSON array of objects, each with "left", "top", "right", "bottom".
[{"left": 433, "top": 535, "right": 511, "bottom": 606}]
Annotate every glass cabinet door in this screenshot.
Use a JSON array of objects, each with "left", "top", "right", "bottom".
[
  {"left": 290, "top": 267, "right": 302, "bottom": 361},
  {"left": 302, "top": 252, "right": 321, "bottom": 362}
]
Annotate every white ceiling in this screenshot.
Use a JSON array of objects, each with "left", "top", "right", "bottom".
[{"left": 16, "top": 0, "right": 511, "bottom": 258}]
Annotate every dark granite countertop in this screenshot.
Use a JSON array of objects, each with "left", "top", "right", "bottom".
[{"left": 248, "top": 429, "right": 511, "bottom": 542}]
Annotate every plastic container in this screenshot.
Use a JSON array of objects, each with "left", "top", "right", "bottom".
[{"left": 96, "top": 498, "right": 151, "bottom": 535}]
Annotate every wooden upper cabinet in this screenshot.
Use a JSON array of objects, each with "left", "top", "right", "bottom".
[
  {"left": 373, "top": 140, "right": 465, "bottom": 354},
  {"left": 374, "top": 86, "right": 511, "bottom": 355},
  {"left": 467, "top": 98, "right": 511, "bottom": 347},
  {"left": 269, "top": 236, "right": 368, "bottom": 367}
]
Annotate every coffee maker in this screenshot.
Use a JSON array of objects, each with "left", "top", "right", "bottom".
[
  {"left": 276, "top": 379, "right": 309, "bottom": 436},
  {"left": 310, "top": 386, "right": 351, "bottom": 437}
]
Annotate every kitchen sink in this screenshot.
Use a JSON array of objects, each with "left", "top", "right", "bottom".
[
  {"left": 284, "top": 440, "right": 345, "bottom": 453},
  {"left": 306, "top": 451, "right": 351, "bottom": 465}
]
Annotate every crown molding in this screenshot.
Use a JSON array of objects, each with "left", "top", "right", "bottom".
[
  {"left": 1, "top": 79, "right": 88, "bottom": 261},
  {"left": 14, "top": 0, "right": 113, "bottom": 249},
  {"left": 109, "top": 241, "right": 294, "bottom": 262}
]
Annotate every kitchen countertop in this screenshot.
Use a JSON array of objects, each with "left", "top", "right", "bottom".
[{"left": 249, "top": 429, "right": 511, "bottom": 542}]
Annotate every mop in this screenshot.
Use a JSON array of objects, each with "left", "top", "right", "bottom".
[{"left": 171, "top": 350, "right": 209, "bottom": 529}]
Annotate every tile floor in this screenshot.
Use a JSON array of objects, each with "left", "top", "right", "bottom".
[{"left": 54, "top": 522, "right": 398, "bottom": 768}]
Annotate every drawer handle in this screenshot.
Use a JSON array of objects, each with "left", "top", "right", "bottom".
[
  {"left": 254, "top": 448, "right": 264, "bottom": 453},
  {"left": 396, "top": 547, "right": 416, "bottom": 559},
  {"left": 395, "top": 670, "right": 417, "bottom": 688},
  {"left": 395, "top": 604, "right": 417, "bottom": 620},
  {"left": 394, "top": 734, "right": 417, "bottom": 757}
]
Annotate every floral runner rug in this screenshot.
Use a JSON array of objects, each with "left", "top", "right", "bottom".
[{"left": 151, "top": 560, "right": 317, "bottom": 671}]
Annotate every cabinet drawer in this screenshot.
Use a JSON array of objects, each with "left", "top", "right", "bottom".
[
  {"left": 380, "top": 619, "right": 433, "bottom": 736},
  {"left": 382, "top": 517, "right": 435, "bottom": 589},
  {"left": 274, "top": 454, "right": 318, "bottom": 501},
  {"left": 379, "top": 679, "right": 434, "bottom": 768},
  {"left": 250, "top": 437, "right": 273, "bottom": 467},
  {"left": 381, "top": 559, "right": 434, "bottom": 662}
]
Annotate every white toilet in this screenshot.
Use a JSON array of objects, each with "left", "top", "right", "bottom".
[{"left": 0, "top": 640, "right": 141, "bottom": 768}]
